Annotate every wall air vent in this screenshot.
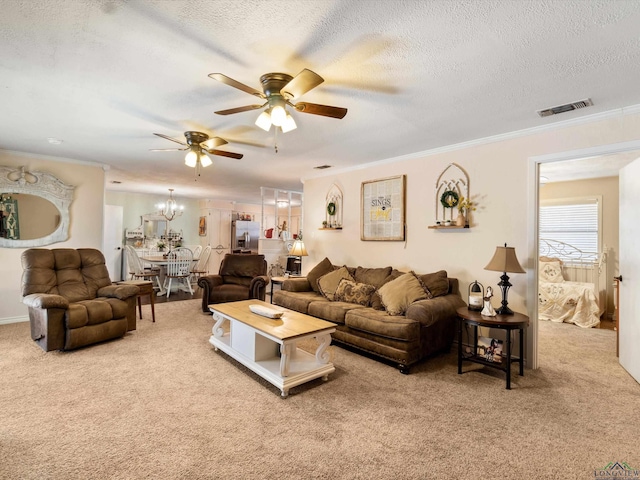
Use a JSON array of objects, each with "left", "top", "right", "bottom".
[
  {"left": 314, "top": 165, "right": 332, "bottom": 170},
  {"left": 537, "top": 98, "right": 593, "bottom": 117}
]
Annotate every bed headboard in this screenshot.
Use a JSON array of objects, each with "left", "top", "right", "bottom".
[
  {"left": 539, "top": 239, "right": 606, "bottom": 275},
  {"left": 539, "top": 238, "right": 607, "bottom": 311}
]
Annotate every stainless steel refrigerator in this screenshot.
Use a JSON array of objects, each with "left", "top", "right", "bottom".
[{"left": 231, "top": 220, "right": 260, "bottom": 253}]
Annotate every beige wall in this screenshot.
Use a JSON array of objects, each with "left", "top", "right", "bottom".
[
  {"left": 539, "top": 176, "right": 619, "bottom": 317},
  {"left": 2, "top": 110, "right": 639, "bottom": 327},
  {"left": 0, "top": 152, "right": 105, "bottom": 321},
  {"left": 301, "top": 112, "right": 640, "bottom": 330},
  {"left": 105, "top": 191, "right": 202, "bottom": 247}
]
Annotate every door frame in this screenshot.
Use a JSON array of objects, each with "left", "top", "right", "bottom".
[{"left": 527, "top": 139, "right": 640, "bottom": 370}]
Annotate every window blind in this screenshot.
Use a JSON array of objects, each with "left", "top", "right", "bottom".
[{"left": 539, "top": 199, "right": 599, "bottom": 260}]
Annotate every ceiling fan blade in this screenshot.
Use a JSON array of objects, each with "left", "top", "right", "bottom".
[
  {"left": 208, "top": 149, "right": 243, "bottom": 160},
  {"left": 208, "top": 73, "right": 265, "bottom": 98},
  {"left": 149, "top": 147, "right": 189, "bottom": 152},
  {"left": 200, "top": 137, "right": 228, "bottom": 149},
  {"left": 281, "top": 68, "right": 324, "bottom": 99},
  {"left": 293, "top": 102, "right": 348, "bottom": 119},
  {"left": 214, "top": 104, "right": 266, "bottom": 116},
  {"left": 153, "top": 133, "right": 187, "bottom": 146}
]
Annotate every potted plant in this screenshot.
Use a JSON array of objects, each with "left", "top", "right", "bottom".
[{"left": 156, "top": 241, "right": 166, "bottom": 252}]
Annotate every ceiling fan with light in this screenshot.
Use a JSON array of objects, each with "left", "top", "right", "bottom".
[
  {"left": 151, "top": 131, "right": 243, "bottom": 175},
  {"left": 208, "top": 69, "right": 348, "bottom": 134}
]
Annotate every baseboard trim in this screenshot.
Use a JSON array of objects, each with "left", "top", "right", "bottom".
[{"left": 0, "top": 315, "right": 29, "bottom": 325}]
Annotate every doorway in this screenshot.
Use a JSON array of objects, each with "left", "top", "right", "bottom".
[{"left": 527, "top": 140, "right": 640, "bottom": 370}]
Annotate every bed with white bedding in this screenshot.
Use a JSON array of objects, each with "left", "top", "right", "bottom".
[{"left": 538, "top": 239, "right": 606, "bottom": 328}]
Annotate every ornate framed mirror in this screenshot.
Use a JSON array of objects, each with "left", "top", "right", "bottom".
[{"left": 0, "top": 166, "right": 75, "bottom": 248}]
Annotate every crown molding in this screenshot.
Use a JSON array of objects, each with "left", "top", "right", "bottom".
[{"left": 303, "top": 103, "right": 640, "bottom": 181}]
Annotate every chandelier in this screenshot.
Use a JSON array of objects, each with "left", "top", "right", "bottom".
[{"left": 157, "top": 189, "right": 183, "bottom": 221}]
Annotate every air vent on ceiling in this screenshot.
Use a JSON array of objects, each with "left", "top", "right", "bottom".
[
  {"left": 537, "top": 98, "right": 593, "bottom": 117},
  {"left": 314, "top": 165, "right": 332, "bottom": 170}
]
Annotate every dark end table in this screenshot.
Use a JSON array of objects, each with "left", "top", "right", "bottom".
[{"left": 456, "top": 307, "right": 529, "bottom": 389}]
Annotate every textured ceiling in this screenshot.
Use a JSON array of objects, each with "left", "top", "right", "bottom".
[{"left": 1, "top": 0, "right": 640, "bottom": 203}]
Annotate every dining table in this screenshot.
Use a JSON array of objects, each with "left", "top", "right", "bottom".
[{"left": 141, "top": 255, "right": 199, "bottom": 296}]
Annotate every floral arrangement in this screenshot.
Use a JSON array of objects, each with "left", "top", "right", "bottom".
[
  {"left": 156, "top": 241, "right": 166, "bottom": 250},
  {"left": 457, "top": 196, "right": 476, "bottom": 214}
]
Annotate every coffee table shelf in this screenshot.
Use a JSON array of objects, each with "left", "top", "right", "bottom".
[{"left": 209, "top": 300, "right": 336, "bottom": 398}]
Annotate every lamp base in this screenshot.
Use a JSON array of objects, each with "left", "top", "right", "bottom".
[
  {"left": 497, "top": 272, "right": 514, "bottom": 315},
  {"left": 495, "top": 305, "right": 514, "bottom": 315}
]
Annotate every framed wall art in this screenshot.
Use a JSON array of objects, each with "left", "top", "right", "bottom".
[
  {"left": 198, "top": 216, "right": 207, "bottom": 236},
  {"left": 361, "top": 174, "right": 406, "bottom": 241}
]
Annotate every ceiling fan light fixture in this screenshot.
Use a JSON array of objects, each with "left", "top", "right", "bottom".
[
  {"left": 185, "top": 150, "right": 198, "bottom": 167},
  {"left": 255, "top": 110, "right": 272, "bottom": 131},
  {"left": 281, "top": 112, "right": 297, "bottom": 133},
  {"left": 270, "top": 105, "right": 287, "bottom": 127},
  {"left": 200, "top": 153, "right": 212, "bottom": 167}
]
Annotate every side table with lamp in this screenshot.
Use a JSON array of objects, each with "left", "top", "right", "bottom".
[{"left": 457, "top": 243, "right": 528, "bottom": 389}]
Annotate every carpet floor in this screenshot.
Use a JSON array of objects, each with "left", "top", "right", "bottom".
[{"left": 1, "top": 300, "right": 638, "bottom": 480}]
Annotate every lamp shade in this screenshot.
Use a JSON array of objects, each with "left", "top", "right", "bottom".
[
  {"left": 484, "top": 244, "right": 525, "bottom": 274},
  {"left": 270, "top": 105, "right": 287, "bottom": 126},
  {"left": 255, "top": 110, "right": 272, "bottom": 131},
  {"left": 184, "top": 150, "right": 198, "bottom": 167},
  {"left": 199, "top": 153, "right": 212, "bottom": 167},
  {"left": 281, "top": 112, "right": 297, "bottom": 133},
  {"left": 288, "top": 239, "right": 308, "bottom": 257}
]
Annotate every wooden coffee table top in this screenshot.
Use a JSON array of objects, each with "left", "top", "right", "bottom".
[{"left": 209, "top": 299, "right": 336, "bottom": 341}]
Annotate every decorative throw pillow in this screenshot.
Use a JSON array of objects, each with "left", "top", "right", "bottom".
[
  {"left": 354, "top": 266, "right": 393, "bottom": 289},
  {"left": 334, "top": 279, "right": 376, "bottom": 306},
  {"left": 306, "top": 257, "right": 334, "bottom": 292},
  {"left": 419, "top": 270, "right": 449, "bottom": 298},
  {"left": 318, "top": 266, "right": 354, "bottom": 301},
  {"left": 540, "top": 260, "right": 564, "bottom": 283},
  {"left": 370, "top": 269, "right": 404, "bottom": 310},
  {"left": 378, "top": 271, "right": 429, "bottom": 316}
]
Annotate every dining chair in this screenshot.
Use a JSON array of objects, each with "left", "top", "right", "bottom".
[
  {"left": 164, "top": 247, "right": 194, "bottom": 298},
  {"left": 190, "top": 245, "right": 211, "bottom": 287},
  {"left": 192, "top": 245, "right": 203, "bottom": 259},
  {"left": 138, "top": 247, "right": 160, "bottom": 272},
  {"left": 125, "top": 246, "right": 162, "bottom": 291}
]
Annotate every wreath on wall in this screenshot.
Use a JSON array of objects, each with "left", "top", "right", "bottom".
[
  {"left": 440, "top": 190, "right": 459, "bottom": 209},
  {"left": 327, "top": 202, "right": 336, "bottom": 216}
]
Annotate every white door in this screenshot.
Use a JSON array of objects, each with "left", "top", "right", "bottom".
[
  {"left": 619, "top": 157, "right": 640, "bottom": 384},
  {"left": 207, "top": 209, "right": 232, "bottom": 275},
  {"left": 103, "top": 205, "right": 124, "bottom": 282}
]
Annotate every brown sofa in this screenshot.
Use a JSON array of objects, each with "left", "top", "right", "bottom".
[
  {"left": 198, "top": 253, "right": 269, "bottom": 313},
  {"left": 21, "top": 248, "right": 139, "bottom": 351},
  {"left": 273, "top": 258, "right": 466, "bottom": 373}
]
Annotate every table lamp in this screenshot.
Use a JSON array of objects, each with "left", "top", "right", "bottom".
[
  {"left": 288, "top": 239, "right": 308, "bottom": 276},
  {"left": 484, "top": 243, "right": 525, "bottom": 315}
]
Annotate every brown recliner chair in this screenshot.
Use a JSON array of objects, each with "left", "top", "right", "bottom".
[
  {"left": 198, "top": 254, "right": 269, "bottom": 312},
  {"left": 21, "top": 248, "right": 139, "bottom": 351}
]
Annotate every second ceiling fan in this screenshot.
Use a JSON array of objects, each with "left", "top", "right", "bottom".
[
  {"left": 209, "top": 68, "right": 347, "bottom": 133},
  {"left": 151, "top": 131, "right": 243, "bottom": 175}
]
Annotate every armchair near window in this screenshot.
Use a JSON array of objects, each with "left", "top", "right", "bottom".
[
  {"left": 21, "top": 248, "right": 140, "bottom": 351},
  {"left": 198, "top": 254, "right": 269, "bottom": 312}
]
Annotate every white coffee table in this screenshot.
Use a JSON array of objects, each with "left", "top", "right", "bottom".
[{"left": 209, "top": 300, "right": 336, "bottom": 398}]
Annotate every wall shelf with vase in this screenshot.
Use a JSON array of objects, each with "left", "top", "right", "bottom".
[
  {"left": 430, "top": 163, "right": 474, "bottom": 230},
  {"left": 324, "top": 183, "right": 343, "bottom": 229}
]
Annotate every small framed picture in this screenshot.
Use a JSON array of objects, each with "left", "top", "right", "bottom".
[
  {"left": 477, "top": 337, "right": 503, "bottom": 363},
  {"left": 199, "top": 216, "right": 207, "bottom": 236}
]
